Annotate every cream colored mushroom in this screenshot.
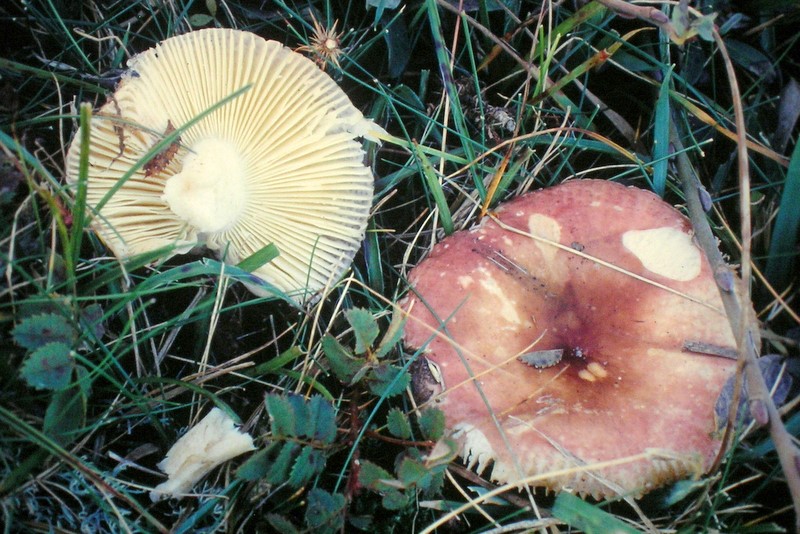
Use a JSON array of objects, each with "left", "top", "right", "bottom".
[{"left": 66, "top": 28, "right": 386, "bottom": 301}]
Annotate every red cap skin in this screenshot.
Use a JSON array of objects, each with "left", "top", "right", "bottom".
[{"left": 402, "top": 180, "right": 738, "bottom": 498}]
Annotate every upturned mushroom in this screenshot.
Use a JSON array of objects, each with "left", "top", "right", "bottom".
[
  {"left": 402, "top": 179, "right": 740, "bottom": 498},
  {"left": 66, "top": 28, "right": 386, "bottom": 301}
]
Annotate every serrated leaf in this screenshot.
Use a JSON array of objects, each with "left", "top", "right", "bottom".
[
  {"left": 386, "top": 408, "right": 412, "bottom": 439},
  {"left": 79, "top": 303, "right": 105, "bottom": 342},
  {"left": 43, "top": 380, "right": 87, "bottom": 445},
  {"left": 345, "top": 308, "right": 380, "bottom": 354},
  {"left": 308, "top": 395, "right": 336, "bottom": 444},
  {"left": 266, "top": 394, "right": 296, "bottom": 437},
  {"left": 305, "top": 488, "right": 346, "bottom": 533},
  {"left": 367, "top": 364, "right": 410, "bottom": 397},
  {"left": 374, "top": 310, "right": 406, "bottom": 359},
  {"left": 267, "top": 442, "right": 299, "bottom": 485},
  {"left": 397, "top": 457, "right": 431, "bottom": 490},
  {"left": 289, "top": 446, "right": 325, "bottom": 488},
  {"left": 357, "top": 460, "right": 395, "bottom": 491},
  {"left": 287, "top": 394, "right": 310, "bottom": 438},
  {"left": 236, "top": 444, "right": 276, "bottom": 481},
  {"left": 381, "top": 488, "right": 409, "bottom": 510},
  {"left": 188, "top": 13, "right": 215, "bottom": 27},
  {"left": 321, "top": 334, "right": 364, "bottom": 382},
  {"left": 13, "top": 313, "right": 75, "bottom": 350},
  {"left": 20, "top": 342, "right": 74, "bottom": 390},
  {"left": 419, "top": 408, "right": 446, "bottom": 441}
]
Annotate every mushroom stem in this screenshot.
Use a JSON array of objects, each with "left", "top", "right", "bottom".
[{"left": 162, "top": 138, "right": 247, "bottom": 234}]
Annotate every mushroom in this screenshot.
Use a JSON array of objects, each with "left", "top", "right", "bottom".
[
  {"left": 65, "top": 28, "right": 386, "bottom": 301},
  {"left": 150, "top": 407, "right": 255, "bottom": 502},
  {"left": 402, "top": 179, "right": 739, "bottom": 498}
]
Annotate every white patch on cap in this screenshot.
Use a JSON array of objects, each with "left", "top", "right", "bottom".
[
  {"left": 527, "top": 214, "right": 561, "bottom": 264},
  {"left": 478, "top": 269, "right": 522, "bottom": 324},
  {"left": 622, "top": 227, "right": 701, "bottom": 281}
]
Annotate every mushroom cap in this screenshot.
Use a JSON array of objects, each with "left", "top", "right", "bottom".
[
  {"left": 66, "top": 28, "right": 385, "bottom": 301},
  {"left": 402, "top": 180, "right": 738, "bottom": 498}
]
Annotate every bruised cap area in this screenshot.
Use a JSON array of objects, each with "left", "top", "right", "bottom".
[
  {"left": 66, "top": 28, "right": 386, "bottom": 302},
  {"left": 402, "top": 180, "right": 738, "bottom": 498}
]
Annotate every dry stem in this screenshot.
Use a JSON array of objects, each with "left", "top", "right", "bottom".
[{"left": 671, "top": 30, "right": 800, "bottom": 527}]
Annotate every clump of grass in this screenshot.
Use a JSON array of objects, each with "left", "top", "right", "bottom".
[{"left": 1, "top": 0, "right": 798, "bottom": 532}]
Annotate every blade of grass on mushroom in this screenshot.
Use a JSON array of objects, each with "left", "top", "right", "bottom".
[
  {"left": 764, "top": 138, "right": 800, "bottom": 291},
  {"left": 67, "top": 103, "right": 93, "bottom": 292},
  {"left": 92, "top": 84, "right": 252, "bottom": 215},
  {"left": 236, "top": 243, "right": 280, "bottom": 273},
  {"left": 364, "top": 219, "right": 385, "bottom": 295}
]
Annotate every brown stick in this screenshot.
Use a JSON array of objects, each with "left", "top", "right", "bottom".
[{"left": 671, "top": 32, "right": 800, "bottom": 529}]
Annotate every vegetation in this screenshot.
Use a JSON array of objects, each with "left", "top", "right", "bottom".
[{"left": 1, "top": 0, "right": 798, "bottom": 532}]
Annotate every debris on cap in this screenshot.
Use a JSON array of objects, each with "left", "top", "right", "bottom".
[
  {"left": 66, "top": 28, "right": 386, "bottom": 301},
  {"left": 402, "top": 179, "right": 740, "bottom": 498}
]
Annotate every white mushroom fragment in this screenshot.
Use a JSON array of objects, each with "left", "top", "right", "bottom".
[
  {"left": 66, "top": 28, "right": 386, "bottom": 301},
  {"left": 150, "top": 408, "right": 255, "bottom": 502}
]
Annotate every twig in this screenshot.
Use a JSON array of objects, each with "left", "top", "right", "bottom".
[{"left": 669, "top": 32, "right": 800, "bottom": 531}]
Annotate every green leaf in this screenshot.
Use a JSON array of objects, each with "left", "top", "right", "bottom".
[
  {"left": 386, "top": 408, "right": 412, "bottom": 440},
  {"left": 374, "top": 310, "right": 406, "bottom": 359},
  {"left": 345, "top": 308, "right": 380, "bottom": 354},
  {"left": 308, "top": 395, "right": 336, "bottom": 444},
  {"left": 78, "top": 303, "right": 105, "bottom": 342},
  {"left": 20, "top": 342, "right": 74, "bottom": 390},
  {"left": 267, "top": 442, "right": 299, "bottom": 484},
  {"left": 305, "top": 488, "right": 346, "bottom": 533},
  {"left": 266, "top": 514, "right": 300, "bottom": 534},
  {"left": 766, "top": 132, "right": 800, "bottom": 290},
  {"left": 266, "top": 395, "right": 296, "bottom": 438},
  {"left": 381, "top": 488, "right": 410, "bottom": 510},
  {"left": 397, "top": 457, "right": 431, "bottom": 490},
  {"left": 357, "top": 459, "right": 395, "bottom": 491},
  {"left": 652, "top": 67, "right": 672, "bottom": 197},
  {"left": 357, "top": 460, "right": 409, "bottom": 510},
  {"left": 188, "top": 13, "right": 215, "bottom": 27},
  {"left": 321, "top": 335, "right": 364, "bottom": 383},
  {"left": 289, "top": 446, "right": 325, "bottom": 487},
  {"left": 43, "top": 374, "right": 87, "bottom": 446},
  {"left": 367, "top": 364, "right": 410, "bottom": 397},
  {"left": 552, "top": 492, "right": 640, "bottom": 534},
  {"left": 418, "top": 408, "right": 446, "bottom": 441},
  {"left": 236, "top": 445, "right": 275, "bottom": 481},
  {"left": 13, "top": 313, "right": 75, "bottom": 350},
  {"left": 287, "top": 394, "right": 310, "bottom": 438}
]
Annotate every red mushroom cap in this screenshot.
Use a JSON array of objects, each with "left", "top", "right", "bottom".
[{"left": 402, "top": 180, "right": 738, "bottom": 498}]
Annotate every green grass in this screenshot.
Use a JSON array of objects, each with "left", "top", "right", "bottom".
[{"left": 1, "top": 0, "right": 799, "bottom": 532}]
